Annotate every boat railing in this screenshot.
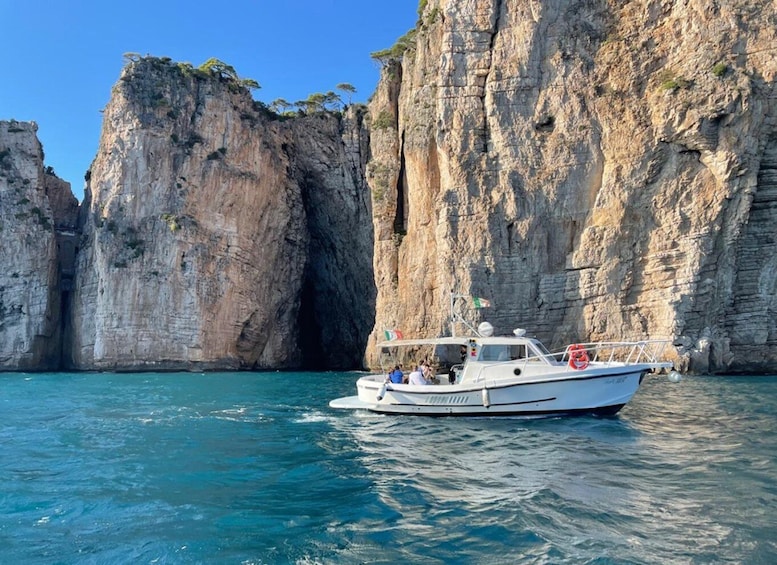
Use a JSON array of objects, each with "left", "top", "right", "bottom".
[
  {"left": 558, "top": 340, "right": 671, "bottom": 365},
  {"left": 468, "top": 340, "right": 671, "bottom": 384}
]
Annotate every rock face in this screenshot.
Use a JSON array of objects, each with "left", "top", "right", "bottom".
[
  {"left": 0, "top": 121, "right": 76, "bottom": 369},
  {"left": 366, "top": 0, "right": 777, "bottom": 373},
  {"left": 67, "top": 58, "right": 374, "bottom": 371},
  {"left": 3, "top": 0, "right": 777, "bottom": 375}
]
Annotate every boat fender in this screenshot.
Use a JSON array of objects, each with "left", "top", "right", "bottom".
[
  {"left": 667, "top": 370, "right": 682, "bottom": 383},
  {"left": 482, "top": 387, "right": 490, "bottom": 408},
  {"left": 377, "top": 384, "right": 387, "bottom": 401},
  {"left": 568, "top": 344, "right": 590, "bottom": 370}
]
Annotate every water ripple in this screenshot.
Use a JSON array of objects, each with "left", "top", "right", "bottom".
[{"left": 1, "top": 372, "right": 775, "bottom": 563}]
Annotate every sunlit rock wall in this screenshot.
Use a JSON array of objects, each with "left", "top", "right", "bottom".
[
  {"left": 68, "top": 58, "right": 374, "bottom": 370},
  {"left": 0, "top": 121, "right": 74, "bottom": 369},
  {"left": 366, "top": 0, "right": 777, "bottom": 373}
]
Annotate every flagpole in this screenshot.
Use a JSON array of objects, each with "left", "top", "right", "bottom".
[
  {"left": 449, "top": 291, "right": 470, "bottom": 337},
  {"left": 450, "top": 291, "right": 456, "bottom": 337}
]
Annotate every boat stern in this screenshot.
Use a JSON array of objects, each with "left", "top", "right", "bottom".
[
  {"left": 329, "top": 395, "right": 375, "bottom": 410},
  {"left": 328, "top": 375, "right": 386, "bottom": 410}
]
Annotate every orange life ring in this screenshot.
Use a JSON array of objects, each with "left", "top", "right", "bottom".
[{"left": 568, "top": 344, "right": 590, "bottom": 370}]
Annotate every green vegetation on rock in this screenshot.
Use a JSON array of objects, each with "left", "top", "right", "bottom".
[
  {"left": 658, "top": 69, "right": 690, "bottom": 91},
  {"left": 371, "top": 110, "right": 395, "bottom": 130},
  {"left": 121, "top": 53, "right": 261, "bottom": 95},
  {"left": 370, "top": 28, "right": 418, "bottom": 66}
]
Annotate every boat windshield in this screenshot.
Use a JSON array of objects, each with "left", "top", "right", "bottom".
[
  {"left": 529, "top": 339, "right": 555, "bottom": 360},
  {"left": 478, "top": 344, "right": 528, "bottom": 361}
]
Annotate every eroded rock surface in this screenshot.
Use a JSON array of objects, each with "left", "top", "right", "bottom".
[
  {"left": 366, "top": 0, "right": 777, "bottom": 373},
  {"left": 0, "top": 121, "right": 75, "bottom": 369},
  {"left": 68, "top": 58, "right": 374, "bottom": 370}
]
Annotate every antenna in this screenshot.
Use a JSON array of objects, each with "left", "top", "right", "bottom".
[{"left": 449, "top": 291, "right": 479, "bottom": 337}]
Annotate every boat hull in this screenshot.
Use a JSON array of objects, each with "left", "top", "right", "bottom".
[{"left": 330, "top": 366, "right": 652, "bottom": 417}]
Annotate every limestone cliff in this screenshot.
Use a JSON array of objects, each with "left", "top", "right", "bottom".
[
  {"left": 67, "top": 57, "right": 374, "bottom": 370},
  {"left": 0, "top": 121, "right": 76, "bottom": 369},
  {"left": 4, "top": 0, "right": 776, "bottom": 375},
  {"left": 367, "top": 0, "right": 777, "bottom": 373}
]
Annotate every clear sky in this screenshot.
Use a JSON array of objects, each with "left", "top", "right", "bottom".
[{"left": 0, "top": 0, "right": 419, "bottom": 201}]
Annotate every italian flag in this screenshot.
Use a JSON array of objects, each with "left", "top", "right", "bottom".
[
  {"left": 384, "top": 329, "right": 404, "bottom": 341},
  {"left": 472, "top": 296, "right": 491, "bottom": 309}
]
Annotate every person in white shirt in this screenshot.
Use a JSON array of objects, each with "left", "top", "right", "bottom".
[{"left": 408, "top": 364, "right": 429, "bottom": 385}]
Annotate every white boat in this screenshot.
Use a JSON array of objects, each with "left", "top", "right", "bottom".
[{"left": 330, "top": 296, "right": 674, "bottom": 417}]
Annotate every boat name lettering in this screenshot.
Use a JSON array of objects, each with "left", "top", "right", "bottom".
[{"left": 606, "top": 376, "right": 627, "bottom": 384}]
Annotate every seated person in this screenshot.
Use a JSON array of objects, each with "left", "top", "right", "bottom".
[
  {"left": 422, "top": 361, "right": 439, "bottom": 384},
  {"left": 408, "top": 365, "right": 429, "bottom": 385},
  {"left": 388, "top": 365, "right": 403, "bottom": 384}
]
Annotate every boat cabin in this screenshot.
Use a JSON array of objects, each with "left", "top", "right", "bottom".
[
  {"left": 377, "top": 332, "right": 561, "bottom": 385},
  {"left": 466, "top": 336, "right": 556, "bottom": 362}
]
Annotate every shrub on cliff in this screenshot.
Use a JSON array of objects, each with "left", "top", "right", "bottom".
[
  {"left": 370, "top": 28, "right": 417, "bottom": 66},
  {"left": 198, "top": 57, "right": 261, "bottom": 93},
  {"left": 371, "top": 110, "right": 395, "bottom": 130},
  {"left": 121, "top": 54, "right": 261, "bottom": 95},
  {"left": 336, "top": 83, "right": 356, "bottom": 105}
]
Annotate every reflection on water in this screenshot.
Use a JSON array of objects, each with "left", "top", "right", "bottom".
[
  {"left": 338, "top": 413, "right": 641, "bottom": 509},
  {"left": 326, "top": 375, "right": 777, "bottom": 564}
]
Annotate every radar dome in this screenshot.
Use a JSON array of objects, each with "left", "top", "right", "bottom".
[{"left": 477, "top": 322, "right": 494, "bottom": 337}]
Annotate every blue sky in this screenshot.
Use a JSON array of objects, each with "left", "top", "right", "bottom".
[{"left": 0, "top": 0, "right": 419, "bottom": 200}]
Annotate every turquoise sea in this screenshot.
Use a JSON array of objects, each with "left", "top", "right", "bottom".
[{"left": 1, "top": 371, "right": 775, "bottom": 564}]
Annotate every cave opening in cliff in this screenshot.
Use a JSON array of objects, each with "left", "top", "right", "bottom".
[
  {"left": 59, "top": 289, "right": 71, "bottom": 369},
  {"left": 297, "top": 274, "right": 325, "bottom": 370},
  {"left": 295, "top": 167, "right": 326, "bottom": 370}
]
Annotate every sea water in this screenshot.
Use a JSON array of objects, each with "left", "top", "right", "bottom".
[{"left": 1, "top": 371, "right": 775, "bottom": 564}]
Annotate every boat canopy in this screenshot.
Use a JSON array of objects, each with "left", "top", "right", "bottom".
[
  {"left": 375, "top": 336, "right": 471, "bottom": 348},
  {"left": 377, "top": 334, "right": 560, "bottom": 367}
]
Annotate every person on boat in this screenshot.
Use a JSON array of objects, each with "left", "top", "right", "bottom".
[
  {"left": 388, "top": 365, "right": 404, "bottom": 384},
  {"left": 422, "top": 360, "right": 439, "bottom": 384},
  {"left": 408, "top": 364, "right": 430, "bottom": 385}
]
